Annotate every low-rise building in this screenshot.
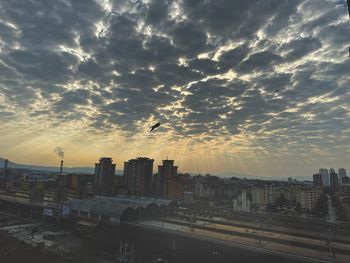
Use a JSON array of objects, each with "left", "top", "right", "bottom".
[
  {"left": 295, "top": 189, "right": 321, "bottom": 210},
  {"left": 275, "top": 187, "right": 291, "bottom": 202},
  {"left": 251, "top": 185, "right": 275, "bottom": 206},
  {"left": 233, "top": 189, "right": 250, "bottom": 212},
  {"left": 183, "top": 191, "right": 194, "bottom": 205},
  {"left": 341, "top": 177, "right": 350, "bottom": 194}
]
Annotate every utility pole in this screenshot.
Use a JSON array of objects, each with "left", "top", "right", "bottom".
[
  {"left": 328, "top": 228, "right": 335, "bottom": 258},
  {"left": 124, "top": 241, "right": 128, "bottom": 262},
  {"left": 117, "top": 241, "right": 122, "bottom": 261},
  {"left": 130, "top": 243, "right": 134, "bottom": 262}
]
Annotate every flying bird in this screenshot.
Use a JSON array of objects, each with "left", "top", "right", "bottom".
[
  {"left": 110, "top": 10, "right": 119, "bottom": 16},
  {"left": 275, "top": 89, "right": 279, "bottom": 92},
  {"left": 150, "top": 122, "right": 160, "bottom": 132}
]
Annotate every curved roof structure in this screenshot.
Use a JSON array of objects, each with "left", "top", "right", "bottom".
[
  {"left": 69, "top": 195, "right": 178, "bottom": 224},
  {"left": 70, "top": 197, "right": 134, "bottom": 219},
  {"left": 113, "top": 195, "right": 178, "bottom": 208}
]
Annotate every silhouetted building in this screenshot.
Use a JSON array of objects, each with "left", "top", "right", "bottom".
[
  {"left": 94, "top": 157, "right": 116, "bottom": 197},
  {"left": 339, "top": 168, "right": 347, "bottom": 182},
  {"left": 76, "top": 175, "right": 89, "bottom": 199},
  {"left": 313, "top": 173, "right": 323, "bottom": 188},
  {"left": 54, "top": 174, "right": 68, "bottom": 202},
  {"left": 123, "top": 157, "right": 154, "bottom": 196},
  {"left": 319, "top": 168, "right": 330, "bottom": 186},
  {"left": 330, "top": 170, "right": 339, "bottom": 192},
  {"left": 157, "top": 160, "right": 183, "bottom": 199}
]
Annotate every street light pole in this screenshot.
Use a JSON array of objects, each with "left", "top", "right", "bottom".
[
  {"left": 328, "top": 228, "right": 332, "bottom": 258},
  {"left": 260, "top": 222, "right": 264, "bottom": 247},
  {"left": 212, "top": 251, "right": 218, "bottom": 263}
]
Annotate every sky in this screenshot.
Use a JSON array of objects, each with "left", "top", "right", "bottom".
[{"left": 0, "top": 0, "right": 349, "bottom": 178}]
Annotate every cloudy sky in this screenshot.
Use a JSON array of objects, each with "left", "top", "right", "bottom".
[{"left": 0, "top": 0, "right": 349, "bottom": 178}]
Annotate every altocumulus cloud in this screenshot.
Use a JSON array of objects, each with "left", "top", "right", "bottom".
[{"left": 0, "top": 0, "right": 350, "bottom": 170}]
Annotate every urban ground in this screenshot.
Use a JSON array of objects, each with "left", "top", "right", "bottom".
[{"left": 0, "top": 212, "right": 120, "bottom": 263}]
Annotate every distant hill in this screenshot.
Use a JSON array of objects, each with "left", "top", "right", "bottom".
[{"left": 0, "top": 157, "right": 96, "bottom": 174}]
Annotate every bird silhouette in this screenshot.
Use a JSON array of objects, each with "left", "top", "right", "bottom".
[
  {"left": 150, "top": 122, "right": 160, "bottom": 132},
  {"left": 275, "top": 89, "right": 279, "bottom": 92}
]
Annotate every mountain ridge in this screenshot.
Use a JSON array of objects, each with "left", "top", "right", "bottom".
[{"left": 0, "top": 157, "right": 96, "bottom": 174}]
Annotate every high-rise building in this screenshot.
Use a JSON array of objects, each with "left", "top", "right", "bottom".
[
  {"left": 123, "top": 157, "right": 154, "bottom": 196},
  {"left": 54, "top": 174, "right": 68, "bottom": 202},
  {"left": 157, "top": 160, "right": 183, "bottom": 199},
  {"left": 76, "top": 175, "right": 89, "bottom": 199},
  {"left": 330, "top": 170, "right": 339, "bottom": 192},
  {"left": 319, "top": 168, "right": 330, "bottom": 187},
  {"left": 339, "top": 168, "right": 347, "bottom": 182},
  {"left": 94, "top": 157, "right": 116, "bottom": 197},
  {"left": 313, "top": 173, "right": 323, "bottom": 188}
]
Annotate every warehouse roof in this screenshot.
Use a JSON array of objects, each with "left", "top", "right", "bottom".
[{"left": 69, "top": 195, "right": 178, "bottom": 223}]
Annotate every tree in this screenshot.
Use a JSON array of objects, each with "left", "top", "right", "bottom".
[
  {"left": 276, "top": 194, "right": 287, "bottom": 207},
  {"left": 312, "top": 194, "right": 329, "bottom": 218}
]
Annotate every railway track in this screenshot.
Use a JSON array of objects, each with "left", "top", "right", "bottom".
[{"left": 160, "top": 217, "right": 350, "bottom": 256}]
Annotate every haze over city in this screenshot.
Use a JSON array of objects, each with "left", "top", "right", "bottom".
[{"left": 0, "top": 0, "right": 349, "bottom": 178}]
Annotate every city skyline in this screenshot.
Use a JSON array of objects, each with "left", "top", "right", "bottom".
[
  {"left": 1, "top": 154, "right": 349, "bottom": 181},
  {"left": 1, "top": 0, "right": 350, "bottom": 179}
]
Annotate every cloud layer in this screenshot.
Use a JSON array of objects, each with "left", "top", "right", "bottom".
[{"left": 0, "top": 0, "right": 349, "bottom": 176}]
